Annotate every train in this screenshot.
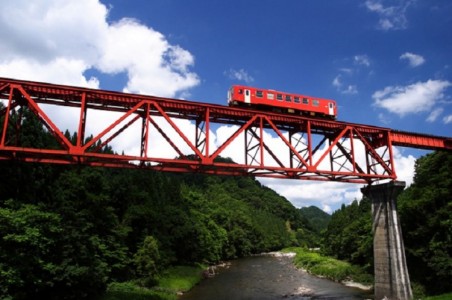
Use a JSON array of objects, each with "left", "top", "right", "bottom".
[{"left": 227, "top": 85, "right": 337, "bottom": 120}]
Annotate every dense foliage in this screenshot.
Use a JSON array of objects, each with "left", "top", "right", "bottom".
[
  {"left": 299, "top": 205, "right": 331, "bottom": 234},
  {"left": 321, "top": 197, "right": 373, "bottom": 273},
  {"left": 397, "top": 151, "right": 452, "bottom": 295},
  {"left": 0, "top": 106, "right": 316, "bottom": 299},
  {"left": 321, "top": 151, "right": 452, "bottom": 296}
]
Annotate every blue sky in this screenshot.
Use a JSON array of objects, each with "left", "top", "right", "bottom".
[
  {"left": 106, "top": 0, "right": 452, "bottom": 132},
  {"left": 0, "top": 0, "right": 451, "bottom": 212}
]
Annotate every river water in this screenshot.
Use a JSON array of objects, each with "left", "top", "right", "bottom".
[{"left": 179, "top": 254, "right": 373, "bottom": 300}]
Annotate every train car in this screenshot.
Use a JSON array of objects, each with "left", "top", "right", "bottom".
[{"left": 227, "top": 85, "right": 337, "bottom": 119}]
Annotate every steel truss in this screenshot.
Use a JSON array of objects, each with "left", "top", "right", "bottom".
[{"left": 0, "top": 78, "right": 450, "bottom": 184}]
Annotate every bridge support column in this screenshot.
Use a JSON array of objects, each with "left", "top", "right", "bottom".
[{"left": 361, "top": 181, "right": 412, "bottom": 300}]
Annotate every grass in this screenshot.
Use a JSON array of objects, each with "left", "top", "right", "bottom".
[
  {"left": 282, "top": 247, "right": 373, "bottom": 285},
  {"left": 101, "top": 264, "right": 206, "bottom": 300},
  {"left": 282, "top": 248, "right": 452, "bottom": 300},
  {"left": 157, "top": 265, "right": 206, "bottom": 293},
  {"left": 421, "top": 293, "right": 452, "bottom": 300}
]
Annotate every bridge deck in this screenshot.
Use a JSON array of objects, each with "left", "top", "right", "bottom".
[{"left": 1, "top": 77, "right": 450, "bottom": 183}]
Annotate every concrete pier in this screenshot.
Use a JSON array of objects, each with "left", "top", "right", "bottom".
[{"left": 361, "top": 181, "right": 412, "bottom": 300}]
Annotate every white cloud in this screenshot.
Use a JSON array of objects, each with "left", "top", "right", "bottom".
[
  {"left": 427, "top": 108, "right": 444, "bottom": 122},
  {"left": 343, "top": 85, "right": 358, "bottom": 95},
  {"left": 0, "top": 0, "right": 199, "bottom": 97},
  {"left": 322, "top": 204, "right": 332, "bottom": 214},
  {"left": 372, "top": 79, "right": 452, "bottom": 117},
  {"left": 256, "top": 145, "right": 417, "bottom": 213},
  {"left": 224, "top": 68, "right": 254, "bottom": 83},
  {"left": 332, "top": 75, "right": 358, "bottom": 95},
  {"left": 332, "top": 76, "right": 341, "bottom": 88},
  {"left": 391, "top": 147, "right": 416, "bottom": 186},
  {"left": 332, "top": 55, "right": 370, "bottom": 94},
  {"left": 354, "top": 55, "right": 371, "bottom": 67},
  {"left": 0, "top": 57, "right": 100, "bottom": 88},
  {"left": 0, "top": 0, "right": 423, "bottom": 215},
  {"left": 443, "top": 115, "right": 452, "bottom": 124},
  {"left": 365, "top": 0, "right": 414, "bottom": 30},
  {"left": 400, "top": 52, "right": 425, "bottom": 67},
  {"left": 0, "top": 0, "right": 201, "bottom": 163},
  {"left": 211, "top": 123, "right": 418, "bottom": 213}
]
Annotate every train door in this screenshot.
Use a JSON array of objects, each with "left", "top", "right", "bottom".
[
  {"left": 244, "top": 89, "right": 251, "bottom": 104},
  {"left": 328, "top": 102, "right": 334, "bottom": 116}
]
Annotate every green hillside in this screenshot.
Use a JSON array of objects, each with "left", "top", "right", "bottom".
[{"left": 299, "top": 205, "right": 331, "bottom": 233}]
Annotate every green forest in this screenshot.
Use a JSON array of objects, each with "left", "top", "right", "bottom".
[
  {"left": 1, "top": 105, "right": 451, "bottom": 299},
  {"left": 0, "top": 106, "right": 318, "bottom": 299},
  {"left": 322, "top": 150, "right": 452, "bottom": 298}
]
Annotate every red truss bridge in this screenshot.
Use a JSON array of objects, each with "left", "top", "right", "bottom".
[{"left": 1, "top": 77, "right": 451, "bottom": 184}]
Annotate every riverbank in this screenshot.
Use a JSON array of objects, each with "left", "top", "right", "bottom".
[
  {"left": 103, "top": 265, "right": 206, "bottom": 300},
  {"left": 103, "top": 249, "right": 452, "bottom": 299},
  {"left": 102, "top": 249, "right": 373, "bottom": 299},
  {"left": 281, "top": 247, "right": 373, "bottom": 290}
]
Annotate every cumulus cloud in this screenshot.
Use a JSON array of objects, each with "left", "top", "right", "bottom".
[
  {"left": 365, "top": 0, "right": 414, "bottom": 30},
  {"left": 224, "top": 68, "right": 254, "bottom": 83},
  {"left": 0, "top": 0, "right": 199, "bottom": 97},
  {"left": 0, "top": 1, "right": 422, "bottom": 214},
  {"left": 391, "top": 147, "right": 416, "bottom": 186},
  {"left": 400, "top": 52, "right": 425, "bottom": 67},
  {"left": 372, "top": 79, "right": 452, "bottom": 117},
  {"left": 259, "top": 178, "right": 362, "bottom": 211},
  {"left": 211, "top": 123, "right": 418, "bottom": 212},
  {"left": 0, "top": 0, "right": 201, "bottom": 169},
  {"left": 258, "top": 144, "right": 416, "bottom": 212}
]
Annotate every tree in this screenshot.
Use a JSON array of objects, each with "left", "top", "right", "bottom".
[
  {"left": 398, "top": 151, "right": 452, "bottom": 295},
  {"left": 134, "top": 236, "right": 161, "bottom": 286},
  {"left": 0, "top": 201, "right": 62, "bottom": 299},
  {"left": 321, "top": 198, "right": 373, "bottom": 272}
]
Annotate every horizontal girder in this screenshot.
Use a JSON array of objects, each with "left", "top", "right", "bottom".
[{"left": 0, "top": 77, "right": 450, "bottom": 184}]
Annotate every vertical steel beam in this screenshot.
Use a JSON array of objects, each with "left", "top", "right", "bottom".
[
  {"left": 140, "top": 103, "right": 151, "bottom": 158},
  {"left": 76, "top": 92, "right": 87, "bottom": 149},
  {"left": 1, "top": 87, "right": 13, "bottom": 146}
]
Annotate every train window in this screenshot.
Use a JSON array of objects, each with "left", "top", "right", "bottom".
[
  {"left": 276, "top": 94, "right": 283, "bottom": 101},
  {"left": 313, "top": 100, "right": 319, "bottom": 107},
  {"left": 267, "top": 93, "right": 274, "bottom": 100},
  {"left": 238, "top": 89, "right": 243, "bottom": 94},
  {"left": 245, "top": 90, "right": 250, "bottom": 96},
  {"left": 302, "top": 98, "right": 309, "bottom": 104},
  {"left": 285, "top": 95, "right": 292, "bottom": 102},
  {"left": 256, "top": 90, "right": 263, "bottom": 98},
  {"left": 294, "top": 96, "right": 300, "bottom": 103}
]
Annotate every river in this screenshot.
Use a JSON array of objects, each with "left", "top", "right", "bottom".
[{"left": 179, "top": 254, "right": 373, "bottom": 300}]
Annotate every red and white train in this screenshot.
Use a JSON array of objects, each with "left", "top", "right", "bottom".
[{"left": 228, "top": 85, "right": 337, "bottom": 119}]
